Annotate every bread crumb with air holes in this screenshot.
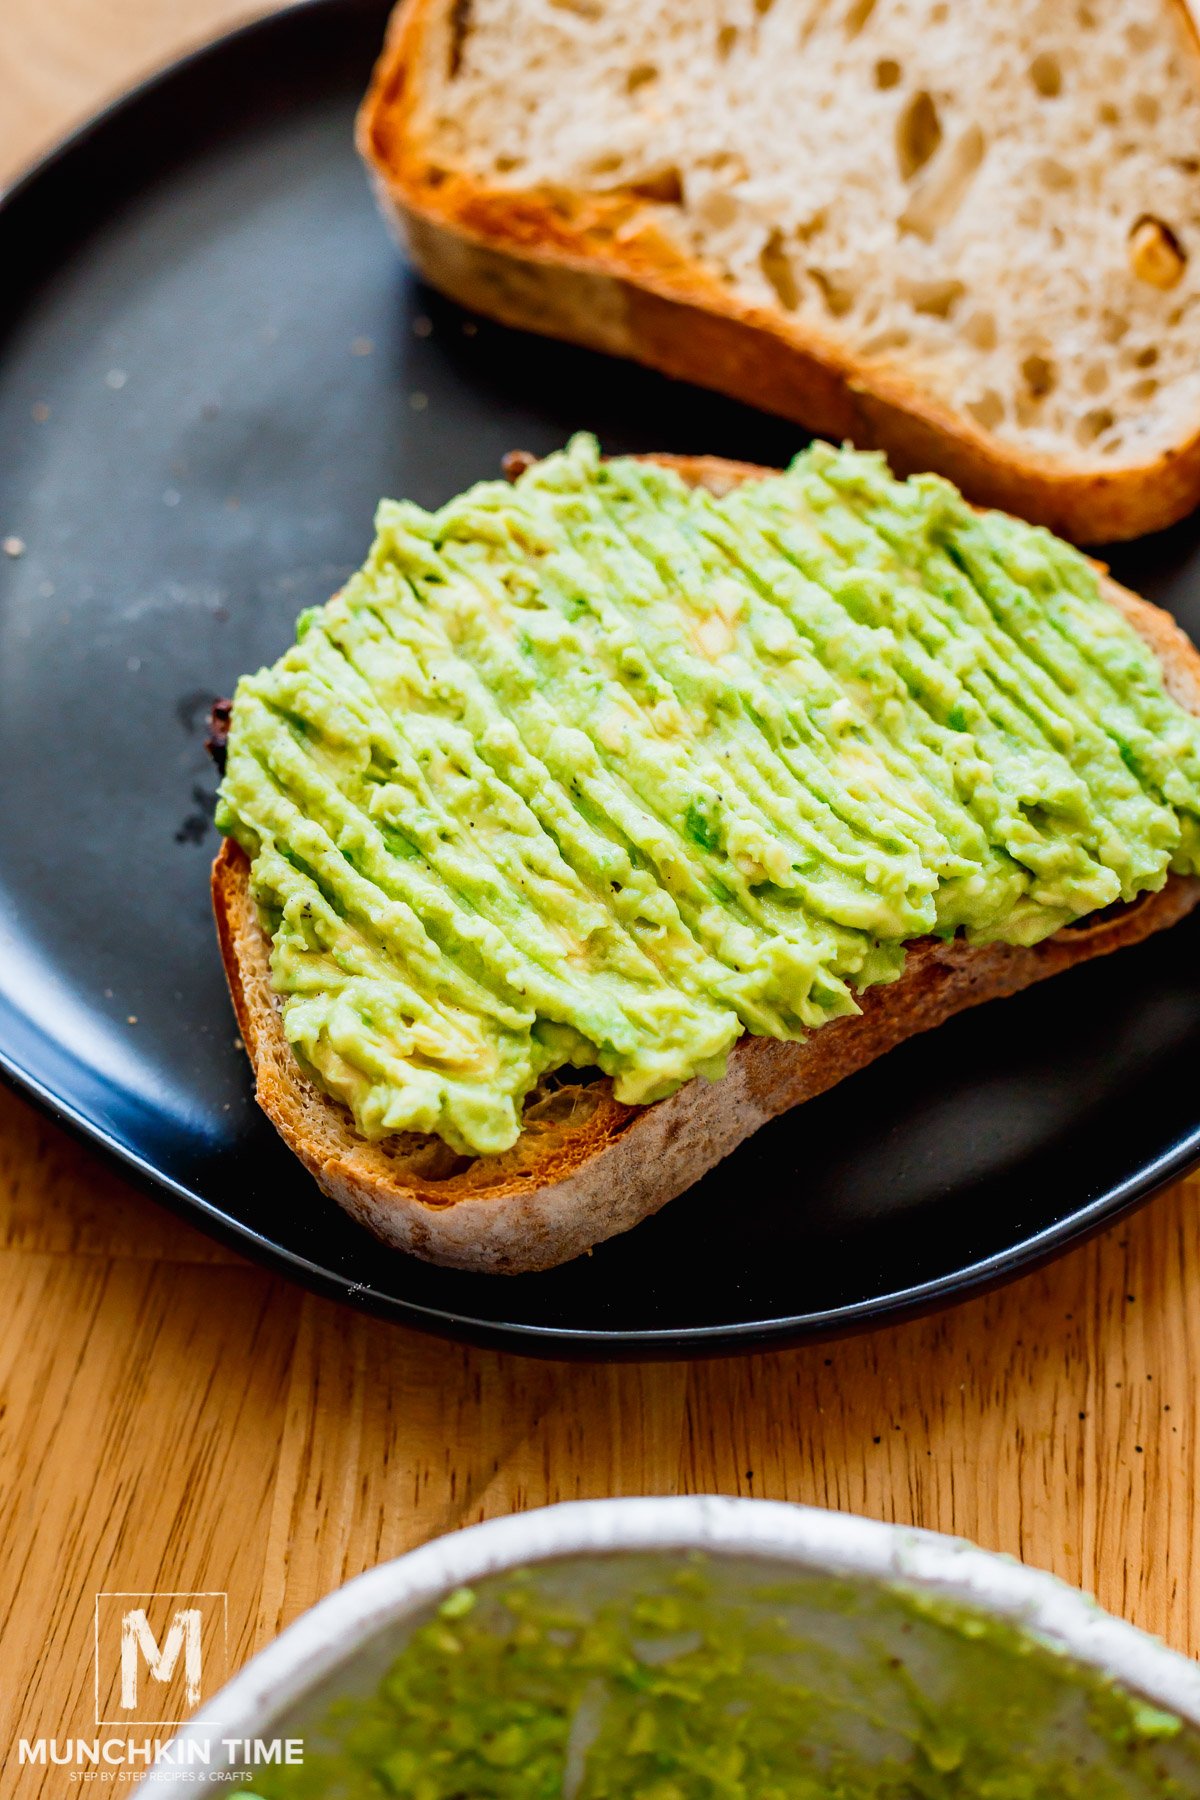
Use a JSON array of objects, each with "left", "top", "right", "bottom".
[{"left": 416, "top": 0, "right": 1200, "bottom": 467}]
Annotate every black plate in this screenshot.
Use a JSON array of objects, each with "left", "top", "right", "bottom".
[{"left": 3, "top": 0, "right": 1200, "bottom": 1355}]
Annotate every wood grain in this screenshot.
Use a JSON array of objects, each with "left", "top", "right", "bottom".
[{"left": 2, "top": 7, "right": 1199, "bottom": 1794}]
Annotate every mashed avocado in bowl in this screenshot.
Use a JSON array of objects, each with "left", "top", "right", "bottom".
[
  {"left": 186, "top": 1500, "right": 1200, "bottom": 1800},
  {"left": 237, "top": 1558, "right": 1196, "bottom": 1799}
]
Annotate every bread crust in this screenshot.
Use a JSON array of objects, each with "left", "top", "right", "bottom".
[
  {"left": 211, "top": 454, "right": 1200, "bottom": 1273},
  {"left": 357, "top": 0, "right": 1200, "bottom": 545}
]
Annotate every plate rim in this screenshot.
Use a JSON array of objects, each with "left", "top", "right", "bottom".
[
  {"left": 8, "top": 994, "right": 1200, "bottom": 1357},
  {"left": 2, "top": 0, "right": 1199, "bottom": 1355}
]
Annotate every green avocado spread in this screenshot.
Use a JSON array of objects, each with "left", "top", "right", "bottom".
[
  {"left": 216, "top": 434, "right": 1200, "bottom": 1155},
  {"left": 238, "top": 1561, "right": 1196, "bottom": 1800}
]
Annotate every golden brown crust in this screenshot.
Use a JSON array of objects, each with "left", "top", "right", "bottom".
[
  {"left": 211, "top": 453, "right": 1200, "bottom": 1273},
  {"left": 357, "top": 0, "right": 1200, "bottom": 545}
]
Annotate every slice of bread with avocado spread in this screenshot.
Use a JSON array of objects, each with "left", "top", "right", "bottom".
[
  {"left": 359, "top": 0, "right": 1200, "bottom": 543},
  {"left": 213, "top": 438, "right": 1200, "bottom": 1272}
]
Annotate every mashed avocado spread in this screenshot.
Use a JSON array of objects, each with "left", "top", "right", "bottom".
[
  {"left": 216, "top": 435, "right": 1200, "bottom": 1155},
  {"left": 237, "top": 1562, "right": 1196, "bottom": 1799}
]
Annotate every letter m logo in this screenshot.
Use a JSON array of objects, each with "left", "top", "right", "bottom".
[
  {"left": 121, "top": 1608, "right": 202, "bottom": 1709},
  {"left": 94, "top": 1593, "right": 228, "bottom": 1725}
]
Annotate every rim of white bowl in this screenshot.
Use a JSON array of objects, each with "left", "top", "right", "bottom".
[{"left": 141, "top": 1495, "right": 1200, "bottom": 1788}]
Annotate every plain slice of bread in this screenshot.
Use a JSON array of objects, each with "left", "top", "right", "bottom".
[
  {"left": 359, "top": 0, "right": 1200, "bottom": 543},
  {"left": 212, "top": 454, "right": 1200, "bottom": 1275}
]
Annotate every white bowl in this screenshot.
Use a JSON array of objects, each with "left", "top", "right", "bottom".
[{"left": 142, "top": 1496, "right": 1200, "bottom": 1792}]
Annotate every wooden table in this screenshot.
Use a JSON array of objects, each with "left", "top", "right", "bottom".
[{"left": 2, "top": 5, "right": 1199, "bottom": 1789}]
